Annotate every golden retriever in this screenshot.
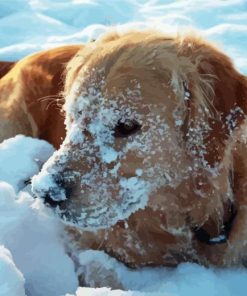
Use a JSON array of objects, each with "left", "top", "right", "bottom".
[{"left": 1, "top": 30, "right": 247, "bottom": 269}]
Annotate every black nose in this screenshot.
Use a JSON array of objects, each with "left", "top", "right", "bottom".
[
  {"left": 43, "top": 181, "right": 73, "bottom": 207},
  {"left": 43, "top": 194, "right": 65, "bottom": 207}
]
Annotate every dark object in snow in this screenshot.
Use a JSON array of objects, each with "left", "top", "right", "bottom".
[{"left": 193, "top": 204, "right": 237, "bottom": 245}]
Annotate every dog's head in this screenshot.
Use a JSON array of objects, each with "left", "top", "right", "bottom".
[{"left": 31, "top": 31, "right": 247, "bottom": 232}]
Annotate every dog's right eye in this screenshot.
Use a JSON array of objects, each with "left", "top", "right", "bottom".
[{"left": 114, "top": 119, "right": 141, "bottom": 138}]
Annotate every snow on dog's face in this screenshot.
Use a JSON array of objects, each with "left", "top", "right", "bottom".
[{"left": 31, "top": 32, "right": 215, "bottom": 229}]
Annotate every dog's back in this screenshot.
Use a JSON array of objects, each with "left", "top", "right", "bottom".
[
  {"left": 0, "top": 61, "right": 15, "bottom": 79},
  {"left": 0, "top": 45, "right": 81, "bottom": 148}
]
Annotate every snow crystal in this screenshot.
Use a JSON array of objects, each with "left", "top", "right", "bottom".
[
  {"left": 135, "top": 169, "right": 143, "bottom": 177},
  {"left": 225, "top": 106, "right": 245, "bottom": 134},
  {"left": 175, "top": 119, "right": 183, "bottom": 127}
]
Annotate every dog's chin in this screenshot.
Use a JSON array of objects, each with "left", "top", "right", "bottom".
[
  {"left": 42, "top": 190, "right": 150, "bottom": 230},
  {"left": 51, "top": 202, "right": 132, "bottom": 230},
  {"left": 53, "top": 202, "right": 119, "bottom": 230},
  {"left": 34, "top": 178, "right": 152, "bottom": 229}
]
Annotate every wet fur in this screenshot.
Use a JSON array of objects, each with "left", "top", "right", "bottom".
[{"left": 1, "top": 31, "right": 247, "bottom": 268}]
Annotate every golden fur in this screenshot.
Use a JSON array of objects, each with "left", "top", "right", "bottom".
[
  {"left": 0, "top": 45, "right": 81, "bottom": 147},
  {"left": 1, "top": 30, "right": 247, "bottom": 268}
]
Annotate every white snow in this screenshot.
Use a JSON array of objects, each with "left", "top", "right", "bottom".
[
  {"left": 1, "top": 134, "right": 247, "bottom": 296},
  {"left": 0, "top": 135, "right": 54, "bottom": 192},
  {"left": 0, "top": 246, "right": 26, "bottom": 296},
  {"left": 68, "top": 250, "right": 247, "bottom": 296},
  {"left": 0, "top": 138, "right": 78, "bottom": 295},
  {"left": 0, "top": 181, "right": 78, "bottom": 296},
  {"left": 1, "top": 0, "right": 247, "bottom": 295},
  {"left": 0, "top": 0, "right": 246, "bottom": 74}
]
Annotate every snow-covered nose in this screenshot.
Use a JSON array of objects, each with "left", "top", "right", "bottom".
[{"left": 31, "top": 171, "right": 70, "bottom": 204}]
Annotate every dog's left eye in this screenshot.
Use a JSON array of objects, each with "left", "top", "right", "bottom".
[{"left": 114, "top": 119, "right": 141, "bottom": 138}]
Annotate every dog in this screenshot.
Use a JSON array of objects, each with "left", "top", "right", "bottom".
[{"left": 1, "top": 30, "right": 247, "bottom": 269}]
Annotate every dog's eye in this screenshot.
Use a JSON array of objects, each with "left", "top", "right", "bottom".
[{"left": 114, "top": 119, "right": 141, "bottom": 138}]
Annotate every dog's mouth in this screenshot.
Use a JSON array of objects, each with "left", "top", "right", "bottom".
[
  {"left": 43, "top": 193, "right": 66, "bottom": 208},
  {"left": 192, "top": 203, "right": 237, "bottom": 245},
  {"left": 34, "top": 177, "right": 152, "bottom": 230},
  {"left": 38, "top": 182, "right": 238, "bottom": 238}
]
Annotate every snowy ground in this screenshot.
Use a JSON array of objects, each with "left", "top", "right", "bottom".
[
  {"left": 1, "top": 137, "right": 247, "bottom": 296},
  {"left": 1, "top": 0, "right": 247, "bottom": 295},
  {"left": 1, "top": 0, "right": 247, "bottom": 74}
]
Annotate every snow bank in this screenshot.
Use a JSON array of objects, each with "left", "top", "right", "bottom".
[
  {"left": 0, "top": 135, "right": 54, "bottom": 192},
  {"left": 71, "top": 250, "right": 247, "bottom": 296},
  {"left": 0, "top": 0, "right": 246, "bottom": 73},
  {"left": 0, "top": 181, "right": 78, "bottom": 296},
  {"left": 0, "top": 136, "right": 78, "bottom": 296},
  {"left": 0, "top": 246, "right": 26, "bottom": 296},
  {"left": 2, "top": 135, "right": 247, "bottom": 296}
]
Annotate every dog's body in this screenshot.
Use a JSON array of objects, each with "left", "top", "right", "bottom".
[
  {"left": 0, "top": 45, "right": 81, "bottom": 148},
  {"left": 1, "top": 31, "right": 247, "bottom": 268}
]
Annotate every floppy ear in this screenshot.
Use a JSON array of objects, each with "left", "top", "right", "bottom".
[
  {"left": 192, "top": 45, "right": 247, "bottom": 256},
  {"left": 223, "top": 73, "right": 247, "bottom": 263},
  {"left": 0, "top": 61, "right": 15, "bottom": 79},
  {"left": 199, "top": 52, "right": 247, "bottom": 117},
  {"left": 183, "top": 47, "right": 247, "bottom": 168}
]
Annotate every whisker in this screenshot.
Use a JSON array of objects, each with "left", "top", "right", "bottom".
[
  {"left": 27, "top": 94, "right": 65, "bottom": 110},
  {"left": 38, "top": 94, "right": 63, "bottom": 103},
  {"left": 45, "top": 100, "right": 54, "bottom": 110}
]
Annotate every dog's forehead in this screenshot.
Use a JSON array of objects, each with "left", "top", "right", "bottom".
[
  {"left": 65, "top": 93, "right": 179, "bottom": 145},
  {"left": 104, "top": 63, "right": 175, "bottom": 101},
  {"left": 64, "top": 50, "right": 182, "bottom": 126}
]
